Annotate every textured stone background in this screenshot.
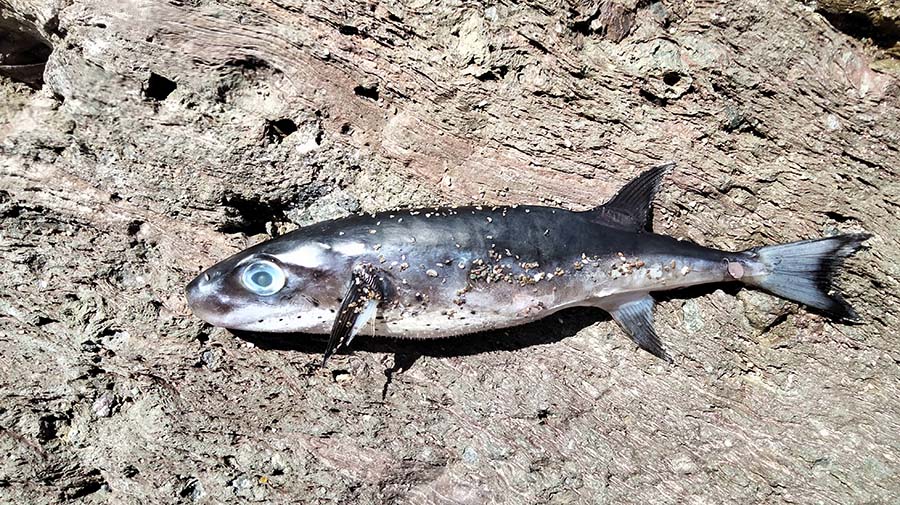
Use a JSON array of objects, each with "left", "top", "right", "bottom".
[{"left": 1, "top": 0, "right": 898, "bottom": 503}]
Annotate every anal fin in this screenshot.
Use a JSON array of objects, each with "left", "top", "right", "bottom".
[{"left": 601, "top": 295, "right": 672, "bottom": 362}]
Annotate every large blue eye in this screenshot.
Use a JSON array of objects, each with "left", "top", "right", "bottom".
[{"left": 241, "top": 260, "right": 286, "bottom": 296}]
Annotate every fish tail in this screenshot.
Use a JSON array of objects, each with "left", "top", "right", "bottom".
[{"left": 740, "top": 233, "right": 872, "bottom": 322}]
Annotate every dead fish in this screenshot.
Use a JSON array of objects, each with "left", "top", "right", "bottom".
[{"left": 186, "top": 163, "right": 870, "bottom": 364}]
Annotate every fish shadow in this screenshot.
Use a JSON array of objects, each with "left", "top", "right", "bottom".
[
  {"left": 233, "top": 310, "right": 608, "bottom": 399},
  {"left": 232, "top": 306, "right": 611, "bottom": 364}
]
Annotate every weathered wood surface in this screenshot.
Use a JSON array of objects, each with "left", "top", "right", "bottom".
[{"left": 1, "top": 0, "right": 899, "bottom": 503}]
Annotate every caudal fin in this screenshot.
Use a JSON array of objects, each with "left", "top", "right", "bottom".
[{"left": 743, "top": 233, "right": 871, "bottom": 321}]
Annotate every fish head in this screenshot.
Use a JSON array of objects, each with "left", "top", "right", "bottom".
[{"left": 186, "top": 237, "right": 350, "bottom": 332}]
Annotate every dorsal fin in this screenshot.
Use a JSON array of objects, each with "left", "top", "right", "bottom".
[{"left": 588, "top": 162, "right": 674, "bottom": 232}]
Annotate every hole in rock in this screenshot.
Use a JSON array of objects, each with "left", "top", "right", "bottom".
[
  {"left": 143, "top": 72, "right": 177, "bottom": 101},
  {"left": 264, "top": 118, "right": 298, "bottom": 144},
  {"left": 663, "top": 72, "right": 681, "bottom": 86},
  {"left": 0, "top": 16, "right": 52, "bottom": 89},
  {"left": 353, "top": 84, "right": 380, "bottom": 101}
]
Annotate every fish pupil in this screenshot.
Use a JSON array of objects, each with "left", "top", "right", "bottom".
[{"left": 251, "top": 271, "right": 273, "bottom": 287}]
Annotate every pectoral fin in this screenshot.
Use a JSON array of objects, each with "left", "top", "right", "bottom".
[
  {"left": 323, "top": 265, "right": 383, "bottom": 366},
  {"left": 601, "top": 295, "right": 672, "bottom": 362}
]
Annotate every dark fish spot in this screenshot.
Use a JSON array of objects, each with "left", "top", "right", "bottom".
[{"left": 257, "top": 320, "right": 263, "bottom": 323}]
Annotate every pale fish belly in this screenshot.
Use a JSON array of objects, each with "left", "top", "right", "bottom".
[{"left": 364, "top": 278, "right": 591, "bottom": 339}]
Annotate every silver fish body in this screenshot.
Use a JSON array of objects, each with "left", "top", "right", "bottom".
[{"left": 186, "top": 164, "right": 869, "bottom": 362}]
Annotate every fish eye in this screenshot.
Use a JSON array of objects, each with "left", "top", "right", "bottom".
[{"left": 241, "top": 259, "right": 286, "bottom": 296}]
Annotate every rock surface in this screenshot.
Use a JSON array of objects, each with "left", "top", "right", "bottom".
[{"left": 1, "top": 0, "right": 898, "bottom": 503}]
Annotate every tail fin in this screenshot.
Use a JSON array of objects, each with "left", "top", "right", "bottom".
[{"left": 743, "top": 233, "right": 871, "bottom": 322}]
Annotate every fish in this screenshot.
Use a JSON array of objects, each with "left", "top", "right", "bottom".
[{"left": 185, "top": 163, "right": 871, "bottom": 364}]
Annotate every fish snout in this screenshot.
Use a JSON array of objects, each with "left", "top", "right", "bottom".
[{"left": 185, "top": 270, "right": 227, "bottom": 323}]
